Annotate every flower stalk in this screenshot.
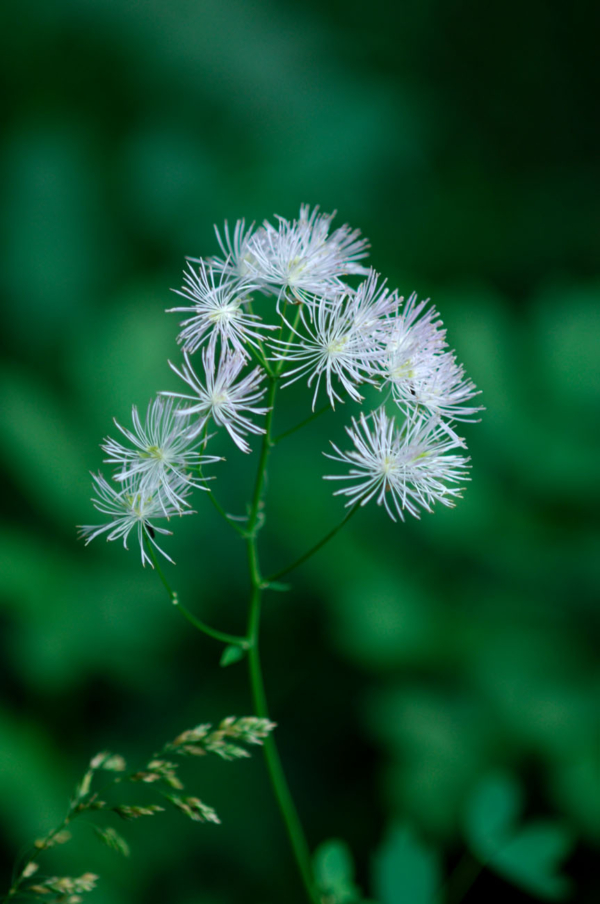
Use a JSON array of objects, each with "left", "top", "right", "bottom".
[
  {"left": 244, "top": 377, "right": 321, "bottom": 904},
  {"left": 76, "top": 204, "right": 481, "bottom": 902}
]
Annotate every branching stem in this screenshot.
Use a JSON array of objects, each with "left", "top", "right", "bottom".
[
  {"left": 267, "top": 504, "right": 359, "bottom": 583},
  {"left": 147, "top": 543, "right": 248, "bottom": 648},
  {"left": 272, "top": 404, "right": 330, "bottom": 445}
]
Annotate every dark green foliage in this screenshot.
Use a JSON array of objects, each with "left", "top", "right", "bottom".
[
  {"left": 313, "top": 839, "right": 364, "bottom": 903},
  {"left": 465, "top": 773, "right": 574, "bottom": 900},
  {"left": 372, "top": 823, "right": 441, "bottom": 904}
]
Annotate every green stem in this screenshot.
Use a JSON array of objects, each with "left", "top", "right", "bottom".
[
  {"left": 246, "top": 585, "right": 319, "bottom": 903},
  {"left": 247, "top": 379, "right": 277, "bottom": 536},
  {"left": 197, "top": 422, "right": 247, "bottom": 538},
  {"left": 172, "top": 598, "right": 249, "bottom": 648},
  {"left": 266, "top": 504, "right": 359, "bottom": 584},
  {"left": 244, "top": 378, "right": 320, "bottom": 904},
  {"left": 246, "top": 300, "right": 275, "bottom": 377},
  {"left": 272, "top": 404, "right": 330, "bottom": 445},
  {"left": 274, "top": 304, "right": 304, "bottom": 377},
  {"left": 146, "top": 540, "right": 248, "bottom": 648}
]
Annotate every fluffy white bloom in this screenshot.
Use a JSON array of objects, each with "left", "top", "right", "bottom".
[
  {"left": 347, "top": 269, "right": 401, "bottom": 341},
  {"left": 404, "top": 349, "right": 481, "bottom": 428},
  {"left": 382, "top": 293, "right": 481, "bottom": 432},
  {"left": 168, "top": 261, "right": 274, "bottom": 355},
  {"left": 101, "top": 397, "right": 221, "bottom": 512},
  {"left": 271, "top": 290, "right": 382, "bottom": 409},
  {"left": 324, "top": 408, "right": 470, "bottom": 521},
  {"left": 164, "top": 346, "right": 269, "bottom": 453},
  {"left": 271, "top": 273, "right": 397, "bottom": 409},
  {"left": 79, "top": 473, "right": 193, "bottom": 566},
  {"left": 205, "top": 219, "right": 265, "bottom": 285},
  {"left": 245, "top": 204, "right": 370, "bottom": 303}
]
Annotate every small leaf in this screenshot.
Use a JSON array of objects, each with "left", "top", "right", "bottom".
[
  {"left": 266, "top": 582, "right": 291, "bottom": 592},
  {"left": 314, "top": 838, "right": 362, "bottom": 902},
  {"left": 372, "top": 822, "right": 441, "bottom": 904},
  {"left": 94, "top": 826, "right": 130, "bottom": 857},
  {"left": 465, "top": 771, "right": 522, "bottom": 858},
  {"left": 220, "top": 645, "right": 246, "bottom": 667},
  {"left": 491, "top": 823, "right": 574, "bottom": 901},
  {"left": 314, "top": 838, "right": 354, "bottom": 887},
  {"left": 465, "top": 773, "right": 574, "bottom": 901}
]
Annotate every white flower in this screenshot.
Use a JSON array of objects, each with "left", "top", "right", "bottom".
[
  {"left": 271, "top": 286, "right": 385, "bottom": 409},
  {"left": 168, "top": 260, "right": 273, "bottom": 356},
  {"left": 164, "top": 346, "right": 269, "bottom": 453},
  {"left": 382, "top": 293, "right": 481, "bottom": 432},
  {"left": 101, "top": 397, "right": 221, "bottom": 513},
  {"left": 324, "top": 408, "right": 470, "bottom": 521},
  {"left": 245, "top": 204, "right": 370, "bottom": 303},
  {"left": 347, "top": 269, "right": 401, "bottom": 342},
  {"left": 194, "top": 219, "right": 264, "bottom": 286},
  {"left": 405, "top": 350, "right": 482, "bottom": 429},
  {"left": 79, "top": 473, "right": 193, "bottom": 566}
]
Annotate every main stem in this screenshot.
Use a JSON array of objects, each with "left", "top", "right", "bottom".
[{"left": 245, "top": 378, "right": 320, "bottom": 904}]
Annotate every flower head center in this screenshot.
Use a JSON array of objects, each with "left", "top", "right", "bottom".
[
  {"left": 390, "top": 359, "right": 415, "bottom": 381},
  {"left": 124, "top": 492, "right": 149, "bottom": 519},
  {"left": 210, "top": 389, "right": 229, "bottom": 409},
  {"left": 286, "top": 256, "right": 307, "bottom": 284},
  {"left": 327, "top": 334, "right": 349, "bottom": 357},
  {"left": 380, "top": 454, "right": 399, "bottom": 475},
  {"left": 208, "top": 302, "right": 239, "bottom": 324},
  {"left": 144, "top": 445, "right": 166, "bottom": 461}
]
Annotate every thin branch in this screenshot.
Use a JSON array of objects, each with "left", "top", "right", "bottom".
[
  {"left": 266, "top": 504, "right": 359, "bottom": 584},
  {"left": 145, "top": 541, "right": 248, "bottom": 648},
  {"left": 172, "top": 596, "right": 249, "bottom": 648},
  {"left": 272, "top": 404, "right": 330, "bottom": 445}
]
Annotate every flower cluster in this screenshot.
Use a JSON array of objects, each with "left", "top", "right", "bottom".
[
  {"left": 81, "top": 205, "right": 481, "bottom": 563},
  {"left": 79, "top": 398, "right": 220, "bottom": 565}
]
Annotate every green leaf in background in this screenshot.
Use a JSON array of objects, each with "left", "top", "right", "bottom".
[
  {"left": 219, "top": 644, "right": 247, "bottom": 667},
  {"left": 465, "top": 772, "right": 522, "bottom": 853},
  {"left": 464, "top": 772, "right": 574, "bottom": 900},
  {"left": 313, "top": 838, "right": 364, "bottom": 903},
  {"left": 0, "top": 367, "right": 91, "bottom": 523},
  {"left": 498, "top": 824, "right": 573, "bottom": 901},
  {"left": 551, "top": 748, "right": 600, "bottom": 843},
  {"left": 372, "top": 822, "right": 441, "bottom": 904}
]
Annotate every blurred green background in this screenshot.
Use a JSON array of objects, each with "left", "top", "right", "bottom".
[{"left": 0, "top": 1, "right": 598, "bottom": 902}]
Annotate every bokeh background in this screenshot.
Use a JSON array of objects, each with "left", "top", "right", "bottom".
[{"left": 0, "top": 1, "right": 598, "bottom": 902}]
